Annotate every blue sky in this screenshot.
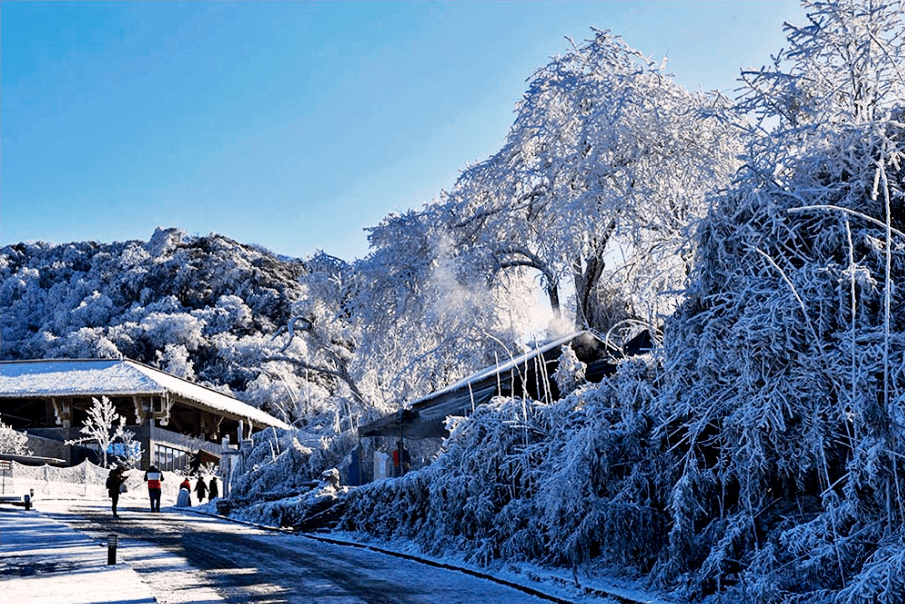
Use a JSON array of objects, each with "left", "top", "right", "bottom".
[{"left": 2, "top": 1, "right": 807, "bottom": 261}]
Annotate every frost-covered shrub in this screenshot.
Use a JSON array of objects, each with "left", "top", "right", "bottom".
[
  {"left": 341, "top": 355, "right": 668, "bottom": 570},
  {"left": 229, "top": 427, "right": 358, "bottom": 503},
  {"left": 0, "top": 414, "right": 31, "bottom": 455},
  {"left": 650, "top": 1, "right": 905, "bottom": 600},
  {"left": 836, "top": 538, "right": 905, "bottom": 604},
  {"left": 233, "top": 468, "right": 350, "bottom": 529},
  {"left": 551, "top": 344, "right": 586, "bottom": 396}
]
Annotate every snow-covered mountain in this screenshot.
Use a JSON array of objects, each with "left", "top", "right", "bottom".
[{"left": 1, "top": 227, "right": 308, "bottom": 415}]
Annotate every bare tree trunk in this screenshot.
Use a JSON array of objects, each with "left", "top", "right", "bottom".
[
  {"left": 546, "top": 283, "right": 561, "bottom": 319},
  {"left": 572, "top": 220, "right": 614, "bottom": 329}
]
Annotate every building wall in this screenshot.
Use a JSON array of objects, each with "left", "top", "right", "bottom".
[
  {"left": 25, "top": 424, "right": 227, "bottom": 472},
  {"left": 23, "top": 432, "right": 69, "bottom": 461},
  {"left": 144, "top": 425, "right": 224, "bottom": 472}
]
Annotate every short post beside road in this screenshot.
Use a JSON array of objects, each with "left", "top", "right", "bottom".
[{"left": 107, "top": 534, "right": 118, "bottom": 565}]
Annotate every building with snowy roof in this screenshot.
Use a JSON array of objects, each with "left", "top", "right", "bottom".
[
  {"left": 0, "top": 358, "right": 290, "bottom": 469},
  {"left": 358, "top": 330, "right": 652, "bottom": 441},
  {"left": 353, "top": 330, "right": 651, "bottom": 483}
]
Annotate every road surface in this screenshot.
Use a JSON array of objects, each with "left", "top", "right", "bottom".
[{"left": 39, "top": 501, "right": 578, "bottom": 604}]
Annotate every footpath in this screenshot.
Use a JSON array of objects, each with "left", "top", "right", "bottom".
[{"left": 0, "top": 503, "right": 157, "bottom": 604}]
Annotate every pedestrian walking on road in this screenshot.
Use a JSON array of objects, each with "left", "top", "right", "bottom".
[
  {"left": 106, "top": 465, "right": 126, "bottom": 518},
  {"left": 144, "top": 464, "right": 164, "bottom": 512},
  {"left": 208, "top": 476, "right": 219, "bottom": 500},
  {"left": 194, "top": 477, "right": 207, "bottom": 503}
]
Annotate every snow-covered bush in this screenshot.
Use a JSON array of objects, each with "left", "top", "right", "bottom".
[
  {"left": 235, "top": 467, "right": 350, "bottom": 529},
  {"left": 652, "top": 1, "right": 905, "bottom": 600},
  {"left": 0, "top": 414, "right": 31, "bottom": 455},
  {"left": 228, "top": 427, "right": 358, "bottom": 505},
  {"left": 341, "top": 356, "right": 665, "bottom": 570},
  {"left": 551, "top": 344, "right": 586, "bottom": 396}
]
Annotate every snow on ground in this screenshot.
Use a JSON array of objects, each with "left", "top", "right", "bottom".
[
  {"left": 1, "top": 503, "right": 161, "bottom": 604},
  {"left": 222, "top": 501, "right": 670, "bottom": 604},
  {"left": 312, "top": 529, "right": 671, "bottom": 604},
  {"left": 1, "top": 497, "right": 669, "bottom": 604}
]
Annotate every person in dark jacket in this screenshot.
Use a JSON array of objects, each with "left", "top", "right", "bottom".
[
  {"left": 208, "top": 476, "right": 219, "bottom": 500},
  {"left": 194, "top": 477, "right": 207, "bottom": 503},
  {"left": 106, "top": 466, "right": 126, "bottom": 518},
  {"left": 144, "top": 465, "right": 164, "bottom": 512},
  {"left": 393, "top": 440, "right": 411, "bottom": 477}
]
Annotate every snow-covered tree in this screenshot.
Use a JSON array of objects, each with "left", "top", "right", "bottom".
[
  {"left": 263, "top": 252, "right": 369, "bottom": 430},
  {"left": 444, "top": 29, "right": 741, "bottom": 331},
  {"left": 65, "top": 396, "right": 142, "bottom": 468},
  {"left": 350, "top": 209, "right": 534, "bottom": 408},
  {"left": 0, "top": 415, "right": 31, "bottom": 455},
  {"left": 655, "top": 0, "right": 905, "bottom": 599}
]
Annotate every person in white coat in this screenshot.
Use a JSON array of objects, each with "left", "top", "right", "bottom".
[{"left": 175, "top": 477, "right": 192, "bottom": 507}]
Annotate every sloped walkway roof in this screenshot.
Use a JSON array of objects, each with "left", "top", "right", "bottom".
[
  {"left": 359, "top": 331, "right": 641, "bottom": 439},
  {"left": 0, "top": 358, "right": 290, "bottom": 430}
]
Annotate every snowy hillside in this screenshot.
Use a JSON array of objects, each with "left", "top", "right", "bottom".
[{"left": 0, "top": 227, "right": 309, "bottom": 418}]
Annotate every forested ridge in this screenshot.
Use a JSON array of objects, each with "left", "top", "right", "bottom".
[
  {"left": 1, "top": 228, "right": 310, "bottom": 411},
  {"left": 4, "top": 2, "right": 905, "bottom": 601}
]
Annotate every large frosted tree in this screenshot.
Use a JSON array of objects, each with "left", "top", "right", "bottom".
[
  {"left": 314, "top": 29, "right": 744, "bottom": 419},
  {"left": 443, "top": 30, "right": 741, "bottom": 331}
]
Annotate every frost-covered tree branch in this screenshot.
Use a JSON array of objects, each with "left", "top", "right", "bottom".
[
  {"left": 0, "top": 415, "right": 31, "bottom": 456},
  {"left": 64, "top": 396, "right": 140, "bottom": 468}
]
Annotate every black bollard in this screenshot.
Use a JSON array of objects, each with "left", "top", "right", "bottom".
[
  {"left": 107, "top": 534, "right": 118, "bottom": 565},
  {"left": 23, "top": 494, "right": 31, "bottom": 511}
]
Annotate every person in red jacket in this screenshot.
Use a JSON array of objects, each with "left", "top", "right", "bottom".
[
  {"left": 144, "top": 465, "right": 164, "bottom": 512},
  {"left": 176, "top": 477, "right": 192, "bottom": 507}
]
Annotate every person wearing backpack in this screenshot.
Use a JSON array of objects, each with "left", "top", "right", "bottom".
[
  {"left": 105, "top": 465, "right": 126, "bottom": 518},
  {"left": 176, "top": 477, "right": 192, "bottom": 507}
]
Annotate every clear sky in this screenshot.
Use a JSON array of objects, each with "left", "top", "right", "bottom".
[{"left": 2, "top": 1, "right": 808, "bottom": 261}]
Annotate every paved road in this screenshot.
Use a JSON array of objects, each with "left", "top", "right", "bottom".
[{"left": 41, "top": 502, "right": 565, "bottom": 604}]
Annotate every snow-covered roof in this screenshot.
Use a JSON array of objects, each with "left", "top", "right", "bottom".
[
  {"left": 360, "top": 331, "right": 620, "bottom": 439},
  {"left": 412, "top": 331, "right": 601, "bottom": 407},
  {"left": 0, "top": 358, "right": 289, "bottom": 430}
]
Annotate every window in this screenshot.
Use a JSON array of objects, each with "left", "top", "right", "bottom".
[{"left": 155, "top": 444, "right": 189, "bottom": 472}]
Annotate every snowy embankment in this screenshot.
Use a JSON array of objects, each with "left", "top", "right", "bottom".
[{"left": 337, "top": 358, "right": 669, "bottom": 597}]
